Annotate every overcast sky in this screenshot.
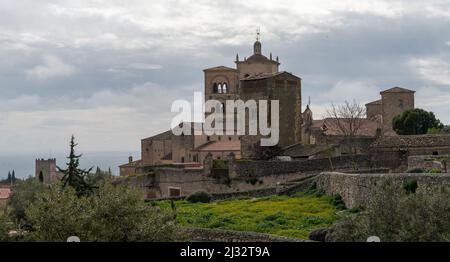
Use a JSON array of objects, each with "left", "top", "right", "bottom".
[{"left": 1, "top": 0, "right": 450, "bottom": 154}]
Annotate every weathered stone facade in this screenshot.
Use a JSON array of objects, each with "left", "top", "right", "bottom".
[
  {"left": 119, "top": 38, "right": 303, "bottom": 175},
  {"left": 370, "top": 134, "right": 450, "bottom": 170},
  {"left": 380, "top": 87, "right": 415, "bottom": 135},
  {"left": 35, "top": 158, "right": 62, "bottom": 184}
]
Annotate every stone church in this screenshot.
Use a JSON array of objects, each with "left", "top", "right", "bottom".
[
  {"left": 120, "top": 37, "right": 302, "bottom": 176},
  {"left": 119, "top": 35, "right": 418, "bottom": 176}
]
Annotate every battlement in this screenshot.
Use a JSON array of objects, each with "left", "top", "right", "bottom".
[{"left": 35, "top": 158, "right": 58, "bottom": 184}]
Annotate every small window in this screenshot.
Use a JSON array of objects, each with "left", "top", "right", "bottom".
[
  {"left": 207, "top": 136, "right": 210, "bottom": 141},
  {"left": 222, "top": 83, "right": 228, "bottom": 93},
  {"left": 218, "top": 136, "right": 221, "bottom": 141},
  {"left": 228, "top": 137, "right": 232, "bottom": 141},
  {"left": 217, "top": 156, "right": 221, "bottom": 160},
  {"left": 399, "top": 99, "right": 404, "bottom": 108},
  {"left": 433, "top": 151, "right": 439, "bottom": 156},
  {"left": 168, "top": 187, "right": 181, "bottom": 197},
  {"left": 213, "top": 83, "right": 218, "bottom": 93},
  {"left": 181, "top": 157, "right": 185, "bottom": 163}
]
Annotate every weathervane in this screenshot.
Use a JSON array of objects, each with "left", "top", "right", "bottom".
[{"left": 256, "top": 27, "right": 261, "bottom": 41}]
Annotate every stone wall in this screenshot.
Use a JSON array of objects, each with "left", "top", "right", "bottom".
[
  {"left": 316, "top": 172, "right": 450, "bottom": 208},
  {"left": 231, "top": 155, "right": 372, "bottom": 178},
  {"left": 408, "top": 155, "right": 446, "bottom": 171},
  {"left": 184, "top": 227, "right": 306, "bottom": 242}
]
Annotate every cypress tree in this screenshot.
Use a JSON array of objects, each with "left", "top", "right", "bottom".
[{"left": 57, "top": 135, "right": 95, "bottom": 196}]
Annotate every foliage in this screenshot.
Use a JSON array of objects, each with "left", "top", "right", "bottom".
[
  {"left": 186, "top": 191, "right": 212, "bottom": 203},
  {"left": 403, "top": 179, "right": 418, "bottom": 194},
  {"left": 58, "top": 135, "right": 96, "bottom": 196},
  {"left": 329, "top": 194, "right": 346, "bottom": 210},
  {"left": 155, "top": 194, "right": 337, "bottom": 239},
  {"left": 407, "top": 168, "right": 426, "bottom": 173},
  {"left": 429, "top": 168, "right": 442, "bottom": 173},
  {"left": 86, "top": 166, "right": 112, "bottom": 185},
  {"left": 212, "top": 160, "right": 227, "bottom": 169},
  {"left": 428, "top": 125, "right": 450, "bottom": 134},
  {"left": 24, "top": 183, "right": 180, "bottom": 242},
  {"left": 328, "top": 179, "right": 450, "bottom": 242},
  {"left": 393, "top": 108, "right": 443, "bottom": 135},
  {"left": 0, "top": 213, "right": 11, "bottom": 242},
  {"left": 8, "top": 177, "right": 47, "bottom": 223}
]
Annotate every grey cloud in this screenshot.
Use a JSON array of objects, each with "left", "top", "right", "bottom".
[{"left": 1, "top": 0, "right": 450, "bottom": 153}]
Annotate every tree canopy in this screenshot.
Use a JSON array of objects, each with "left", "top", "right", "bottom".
[
  {"left": 392, "top": 108, "right": 443, "bottom": 135},
  {"left": 58, "top": 135, "right": 96, "bottom": 196}
]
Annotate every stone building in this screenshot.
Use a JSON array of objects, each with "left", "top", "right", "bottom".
[
  {"left": 35, "top": 158, "right": 63, "bottom": 184},
  {"left": 298, "top": 87, "right": 415, "bottom": 153},
  {"left": 366, "top": 87, "right": 415, "bottom": 136},
  {"left": 371, "top": 134, "right": 450, "bottom": 170},
  {"left": 0, "top": 185, "right": 11, "bottom": 212},
  {"left": 119, "top": 36, "right": 302, "bottom": 176}
]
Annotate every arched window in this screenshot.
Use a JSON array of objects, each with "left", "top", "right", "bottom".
[
  {"left": 218, "top": 83, "right": 223, "bottom": 93},
  {"left": 222, "top": 83, "right": 228, "bottom": 93},
  {"left": 213, "top": 83, "right": 218, "bottom": 93}
]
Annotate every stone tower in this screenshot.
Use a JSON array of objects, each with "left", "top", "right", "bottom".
[
  {"left": 35, "top": 158, "right": 58, "bottom": 185},
  {"left": 380, "top": 87, "right": 415, "bottom": 136}
]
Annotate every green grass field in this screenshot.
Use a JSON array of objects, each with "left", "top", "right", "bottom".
[{"left": 155, "top": 193, "right": 338, "bottom": 239}]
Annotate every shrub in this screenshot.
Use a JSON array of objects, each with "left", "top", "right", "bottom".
[
  {"left": 328, "top": 178, "right": 450, "bottom": 242},
  {"left": 186, "top": 191, "right": 212, "bottom": 203},
  {"left": 430, "top": 168, "right": 442, "bottom": 173},
  {"left": 407, "top": 168, "right": 426, "bottom": 173},
  {"left": 403, "top": 179, "right": 418, "bottom": 194},
  {"left": 24, "top": 183, "right": 180, "bottom": 241},
  {"left": 8, "top": 177, "right": 47, "bottom": 223},
  {"left": 330, "top": 194, "right": 346, "bottom": 210}
]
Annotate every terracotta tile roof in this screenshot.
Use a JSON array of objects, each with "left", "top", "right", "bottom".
[
  {"left": 241, "top": 71, "right": 301, "bottom": 81},
  {"left": 195, "top": 140, "right": 241, "bottom": 151},
  {"left": 380, "top": 87, "right": 415, "bottom": 94},
  {"left": 142, "top": 130, "right": 173, "bottom": 141},
  {"left": 311, "top": 118, "right": 380, "bottom": 137},
  {"left": 371, "top": 134, "right": 450, "bottom": 148},
  {"left": 203, "top": 66, "right": 237, "bottom": 72},
  {"left": 0, "top": 187, "right": 11, "bottom": 199}
]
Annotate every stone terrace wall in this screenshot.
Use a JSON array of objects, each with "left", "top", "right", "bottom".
[
  {"left": 184, "top": 228, "right": 306, "bottom": 242},
  {"left": 231, "top": 155, "right": 372, "bottom": 178},
  {"left": 316, "top": 172, "right": 450, "bottom": 208},
  {"left": 408, "top": 155, "right": 445, "bottom": 171}
]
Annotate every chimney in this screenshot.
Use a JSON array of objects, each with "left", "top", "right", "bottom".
[{"left": 128, "top": 156, "right": 133, "bottom": 163}]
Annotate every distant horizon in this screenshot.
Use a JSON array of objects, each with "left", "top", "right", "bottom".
[
  {"left": 0, "top": 151, "right": 140, "bottom": 180},
  {"left": 1, "top": 1, "right": 450, "bottom": 154}
]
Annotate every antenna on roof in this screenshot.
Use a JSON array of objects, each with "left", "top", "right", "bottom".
[{"left": 308, "top": 96, "right": 311, "bottom": 106}]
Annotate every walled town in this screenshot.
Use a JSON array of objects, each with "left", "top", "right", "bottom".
[{"left": 4, "top": 37, "right": 449, "bottom": 242}]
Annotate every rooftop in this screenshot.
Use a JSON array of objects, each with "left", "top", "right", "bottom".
[
  {"left": 380, "top": 87, "right": 415, "bottom": 94},
  {"left": 241, "top": 71, "right": 300, "bottom": 81},
  {"left": 0, "top": 187, "right": 11, "bottom": 199},
  {"left": 194, "top": 140, "right": 241, "bottom": 152},
  {"left": 311, "top": 118, "right": 381, "bottom": 137}
]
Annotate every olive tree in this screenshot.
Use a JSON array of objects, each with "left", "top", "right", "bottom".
[{"left": 25, "top": 183, "right": 181, "bottom": 242}]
